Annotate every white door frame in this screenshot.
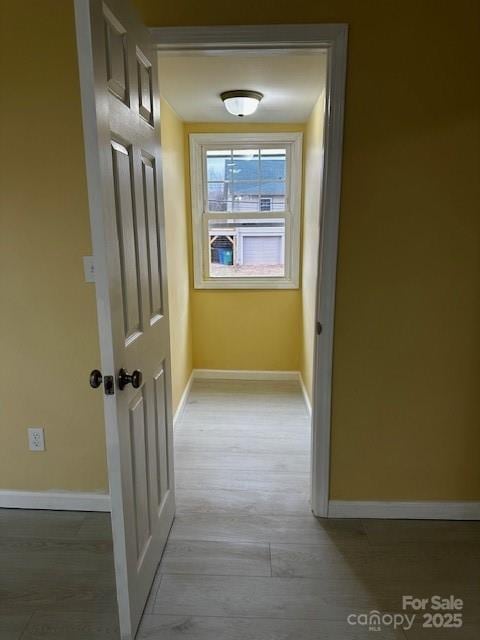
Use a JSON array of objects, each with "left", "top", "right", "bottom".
[{"left": 150, "top": 24, "right": 348, "bottom": 518}]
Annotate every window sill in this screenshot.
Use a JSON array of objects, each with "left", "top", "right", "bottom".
[{"left": 194, "top": 278, "right": 300, "bottom": 290}]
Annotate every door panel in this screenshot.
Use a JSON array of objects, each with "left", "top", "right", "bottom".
[
  {"left": 153, "top": 367, "right": 169, "bottom": 505},
  {"left": 137, "top": 49, "right": 154, "bottom": 124},
  {"left": 141, "top": 153, "right": 163, "bottom": 321},
  {"left": 75, "top": 1, "right": 175, "bottom": 638},
  {"left": 103, "top": 7, "right": 129, "bottom": 104},
  {"left": 111, "top": 139, "right": 142, "bottom": 341},
  {"left": 129, "top": 388, "right": 151, "bottom": 560}
]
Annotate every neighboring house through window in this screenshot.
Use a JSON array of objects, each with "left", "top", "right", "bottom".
[{"left": 189, "top": 132, "right": 303, "bottom": 289}]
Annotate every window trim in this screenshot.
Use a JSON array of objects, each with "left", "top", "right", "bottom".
[{"left": 189, "top": 132, "right": 303, "bottom": 289}]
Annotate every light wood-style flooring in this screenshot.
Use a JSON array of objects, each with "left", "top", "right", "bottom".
[
  {"left": 2, "top": 379, "right": 479, "bottom": 639},
  {"left": 0, "top": 509, "right": 118, "bottom": 639},
  {"left": 138, "top": 380, "right": 480, "bottom": 639}
]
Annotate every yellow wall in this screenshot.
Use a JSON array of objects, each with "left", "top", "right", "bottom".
[
  {"left": 0, "top": 1, "right": 107, "bottom": 492},
  {"left": 300, "top": 94, "right": 325, "bottom": 400},
  {"left": 160, "top": 99, "right": 193, "bottom": 410},
  {"left": 184, "top": 123, "right": 304, "bottom": 372},
  {"left": 192, "top": 291, "right": 301, "bottom": 371},
  {"left": 136, "top": 0, "right": 480, "bottom": 500}
]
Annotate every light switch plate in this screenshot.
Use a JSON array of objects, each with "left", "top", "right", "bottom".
[{"left": 83, "top": 256, "right": 95, "bottom": 283}]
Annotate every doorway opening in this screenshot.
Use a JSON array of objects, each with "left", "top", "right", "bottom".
[
  {"left": 153, "top": 27, "right": 346, "bottom": 520},
  {"left": 151, "top": 25, "right": 347, "bottom": 523},
  {"left": 157, "top": 48, "right": 326, "bottom": 516}
]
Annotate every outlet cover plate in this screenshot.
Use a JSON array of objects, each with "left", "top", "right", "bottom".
[{"left": 28, "top": 427, "right": 45, "bottom": 451}]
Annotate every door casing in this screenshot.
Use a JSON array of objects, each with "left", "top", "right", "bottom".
[{"left": 150, "top": 24, "right": 348, "bottom": 517}]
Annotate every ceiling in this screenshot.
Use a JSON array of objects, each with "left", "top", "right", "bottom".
[{"left": 157, "top": 52, "right": 326, "bottom": 123}]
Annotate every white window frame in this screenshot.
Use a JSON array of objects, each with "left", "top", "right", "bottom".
[{"left": 189, "top": 132, "right": 303, "bottom": 289}]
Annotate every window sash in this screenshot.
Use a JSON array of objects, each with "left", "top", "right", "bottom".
[
  {"left": 203, "top": 143, "right": 291, "bottom": 215},
  {"left": 201, "top": 210, "right": 292, "bottom": 282}
]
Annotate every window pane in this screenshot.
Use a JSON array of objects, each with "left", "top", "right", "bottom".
[
  {"left": 260, "top": 180, "right": 286, "bottom": 211},
  {"left": 260, "top": 148, "right": 286, "bottom": 181},
  {"left": 208, "top": 218, "right": 285, "bottom": 278},
  {"left": 208, "top": 182, "right": 226, "bottom": 199},
  {"left": 231, "top": 180, "right": 259, "bottom": 212},
  {"left": 207, "top": 182, "right": 232, "bottom": 211},
  {"left": 208, "top": 200, "right": 233, "bottom": 212},
  {"left": 260, "top": 180, "right": 285, "bottom": 195},
  {"left": 206, "top": 150, "right": 232, "bottom": 181},
  {"left": 231, "top": 196, "right": 260, "bottom": 212},
  {"left": 232, "top": 149, "right": 260, "bottom": 180},
  {"left": 205, "top": 147, "right": 288, "bottom": 214}
]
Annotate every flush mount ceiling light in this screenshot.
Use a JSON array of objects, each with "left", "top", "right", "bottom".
[{"left": 220, "top": 90, "right": 264, "bottom": 117}]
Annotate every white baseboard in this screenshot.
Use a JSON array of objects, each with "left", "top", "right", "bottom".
[
  {"left": 0, "top": 490, "right": 111, "bottom": 512},
  {"left": 328, "top": 500, "right": 480, "bottom": 520},
  {"left": 173, "top": 371, "right": 194, "bottom": 428},
  {"left": 193, "top": 368, "right": 300, "bottom": 381},
  {"left": 298, "top": 373, "right": 312, "bottom": 415}
]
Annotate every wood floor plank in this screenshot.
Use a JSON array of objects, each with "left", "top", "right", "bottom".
[
  {"left": 154, "top": 574, "right": 480, "bottom": 623},
  {"left": 271, "top": 540, "right": 480, "bottom": 584},
  {"left": 174, "top": 451, "right": 310, "bottom": 472},
  {"left": 0, "top": 613, "right": 32, "bottom": 640},
  {"left": 176, "top": 488, "right": 311, "bottom": 516},
  {"left": 186, "top": 379, "right": 304, "bottom": 395},
  {"left": 0, "top": 568, "right": 116, "bottom": 614},
  {"left": 76, "top": 513, "right": 112, "bottom": 541},
  {"left": 175, "top": 420, "right": 310, "bottom": 440},
  {"left": 0, "top": 536, "right": 113, "bottom": 573},
  {"left": 363, "top": 519, "right": 480, "bottom": 544},
  {"left": 0, "top": 509, "right": 85, "bottom": 539},
  {"left": 404, "top": 623, "right": 480, "bottom": 639},
  {"left": 159, "top": 539, "right": 271, "bottom": 576},
  {"left": 189, "top": 396, "right": 305, "bottom": 404},
  {"left": 20, "top": 612, "right": 119, "bottom": 639},
  {"left": 137, "top": 614, "right": 406, "bottom": 639},
  {"left": 270, "top": 540, "right": 374, "bottom": 579},
  {"left": 174, "top": 468, "right": 309, "bottom": 494},
  {"left": 180, "top": 410, "right": 308, "bottom": 423},
  {"left": 153, "top": 574, "right": 407, "bottom": 620},
  {"left": 180, "top": 405, "right": 309, "bottom": 417},
  {"left": 174, "top": 434, "right": 310, "bottom": 454},
  {"left": 170, "top": 513, "right": 366, "bottom": 545}
]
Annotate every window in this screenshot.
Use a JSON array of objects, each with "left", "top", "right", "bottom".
[
  {"left": 190, "top": 133, "right": 302, "bottom": 289},
  {"left": 260, "top": 197, "right": 273, "bottom": 212}
]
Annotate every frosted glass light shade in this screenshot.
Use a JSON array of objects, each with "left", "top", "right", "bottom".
[{"left": 221, "top": 90, "right": 263, "bottom": 117}]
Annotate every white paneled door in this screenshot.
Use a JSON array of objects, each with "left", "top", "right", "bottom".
[{"left": 74, "top": 1, "right": 175, "bottom": 638}]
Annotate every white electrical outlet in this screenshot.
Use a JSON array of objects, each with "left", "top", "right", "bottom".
[{"left": 28, "top": 427, "right": 45, "bottom": 451}]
